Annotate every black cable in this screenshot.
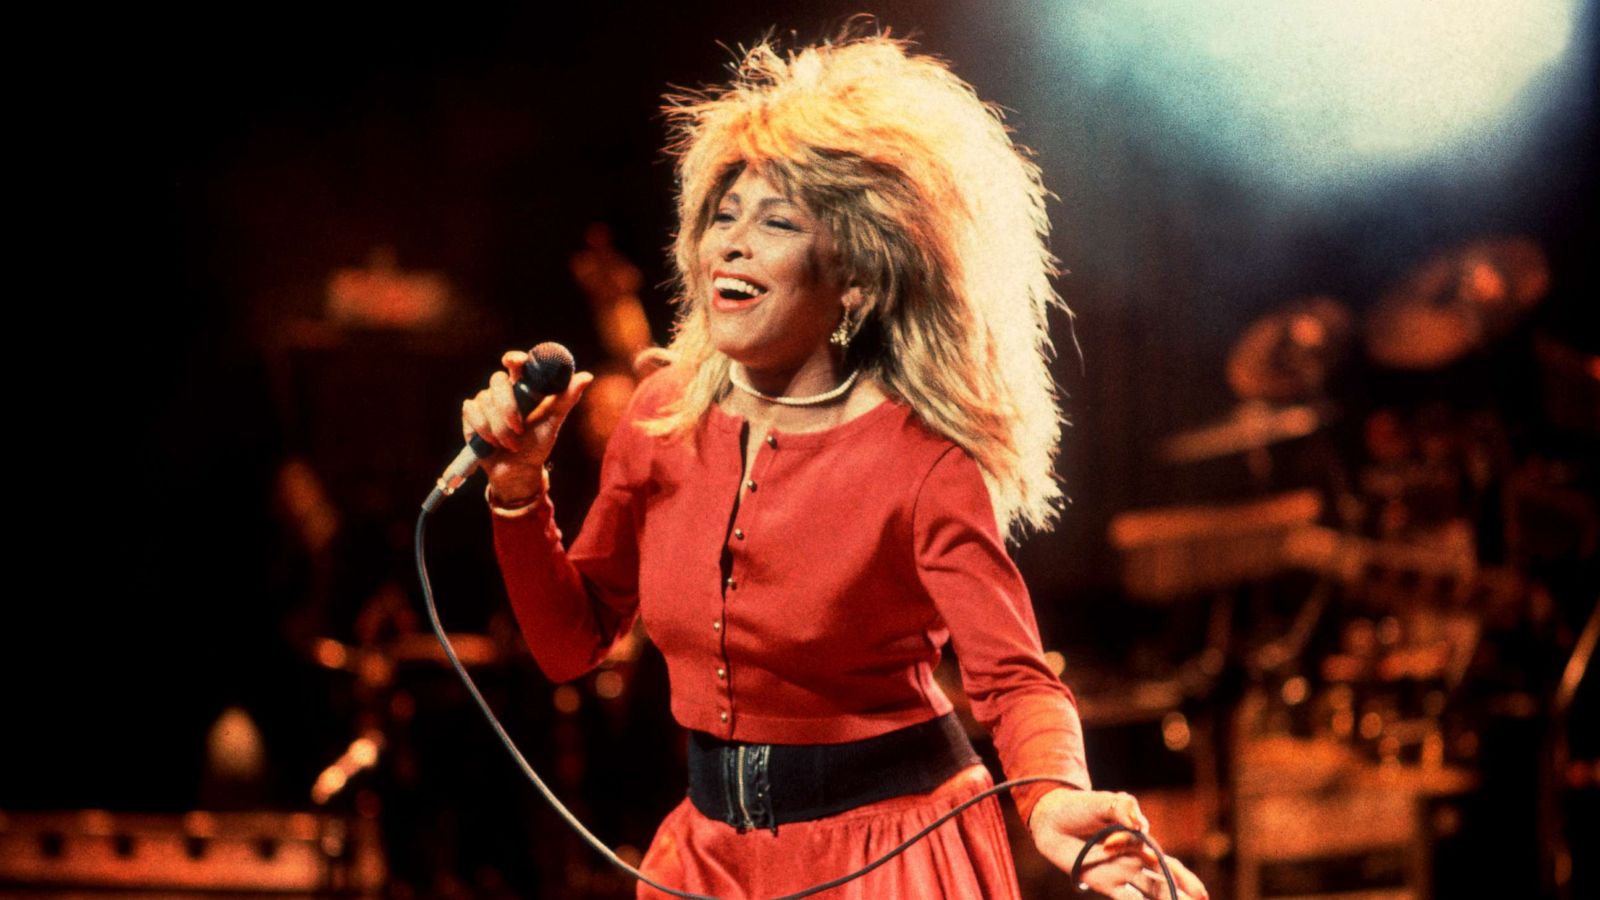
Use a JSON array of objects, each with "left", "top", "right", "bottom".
[
  {"left": 1070, "top": 824, "right": 1180, "bottom": 900},
  {"left": 416, "top": 504, "right": 1180, "bottom": 899}
]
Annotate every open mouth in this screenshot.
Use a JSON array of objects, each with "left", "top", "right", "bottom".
[{"left": 713, "top": 275, "right": 769, "bottom": 307}]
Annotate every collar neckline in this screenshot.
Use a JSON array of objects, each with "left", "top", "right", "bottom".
[{"left": 708, "top": 396, "right": 902, "bottom": 448}]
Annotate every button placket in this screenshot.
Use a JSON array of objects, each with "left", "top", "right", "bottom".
[
  {"left": 718, "top": 578, "right": 735, "bottom": 732},
  {"left": 725, "top": 428, "right": 774, "bottom": 601},
  {"left": 715, "top": 423, "right": 781, "bottom": 739},
  {"left": 730, "top": 430, "right": 775, "bottom": 560}
]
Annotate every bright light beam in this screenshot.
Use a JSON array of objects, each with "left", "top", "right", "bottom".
[{"left": 1049, "top": 0, "right": 1579, "bottom": 186}]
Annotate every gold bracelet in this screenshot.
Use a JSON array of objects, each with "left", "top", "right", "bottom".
[{"left": 486, "top": 467, "right": 551, "bottom": 518}]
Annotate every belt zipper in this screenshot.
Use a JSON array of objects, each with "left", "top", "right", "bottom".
[{"left": 735, "top": 745, "right": 753, "bottom": 830}]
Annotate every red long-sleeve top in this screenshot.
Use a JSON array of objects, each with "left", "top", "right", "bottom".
[{"left": 491, "top": 369, "right": 1091, "bottom": 824}]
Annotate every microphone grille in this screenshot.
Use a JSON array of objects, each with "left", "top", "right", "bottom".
[{"left": 524, "top": 342, "right": 575, "bottom": 393}]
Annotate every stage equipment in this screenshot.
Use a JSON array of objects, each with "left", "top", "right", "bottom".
[
  {"left": 1230, "top": 730, "right": 1474, "bottom": 900},
  {"left": 1101, "top": 490, "right": 1329, "bottom": 882},
  {"left": 1365, "top": 237, "right": 1550, "bottom": 370},
  {"left": 1226, "top": 295, "right": 1352, "bottom": 402},
  {"left": 1160, "top": 402, "right": 1326, "bottom": 467},
  {"left": 0, "top": 810, "right": 383, "bottom": 895}
]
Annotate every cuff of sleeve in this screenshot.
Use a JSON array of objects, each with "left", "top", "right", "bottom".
[
  {"left": 1016, "top": 779, "right": 1082, "bottom": 830},
  {"left": 995, "top": 691, "right": 1093, "bottom": 825},
  {"left": 486, "top": 468, "right": 551, "bottom": 518}
]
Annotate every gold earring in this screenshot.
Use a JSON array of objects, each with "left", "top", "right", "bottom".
[{"left": 830, "top": 312, "right": 853, "bottom": 348}]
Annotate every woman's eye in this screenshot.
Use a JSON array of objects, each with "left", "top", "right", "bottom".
[
  {"left": 712, "top": 211, "right": 735, "bottom": 223},
  {"left": 765, "top": 218, "right": 797, "bottom": 231}
]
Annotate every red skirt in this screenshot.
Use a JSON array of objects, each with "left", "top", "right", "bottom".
[{"left": 636, "top": 764, "right": 1021, "bottom": 899}]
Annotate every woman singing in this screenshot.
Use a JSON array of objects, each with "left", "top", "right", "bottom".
[{"left": 462, "top": 31, "right": 1207, "bottom": 900}]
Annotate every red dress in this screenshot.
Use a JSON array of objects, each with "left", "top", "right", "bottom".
[{"left": 491, "top": 369, "right": 1091, "bottom": 898}]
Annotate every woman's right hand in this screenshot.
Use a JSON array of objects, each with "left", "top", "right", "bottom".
[
  {"left": 462, "top": 349, "right": 593, "bottom": 505},
  {"left": 1029, "top": 789, "right": 1208, "bottom": 899}
]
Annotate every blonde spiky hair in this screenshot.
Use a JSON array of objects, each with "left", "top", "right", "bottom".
[{"left": 648, "top": 27, "right": 1067, "bottom": 539}]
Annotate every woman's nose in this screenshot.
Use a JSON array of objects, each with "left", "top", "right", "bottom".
[{"left": 718, "top": 219, "right": 752, "bottom": 261}]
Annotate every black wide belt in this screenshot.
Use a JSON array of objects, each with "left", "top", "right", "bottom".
[{"left": 686, "top": 712, "right": 982, "bottom": 834}]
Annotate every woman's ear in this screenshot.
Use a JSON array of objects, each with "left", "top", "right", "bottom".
[{"left": 841, "top": 284, "right": 865, "bottom": 316}]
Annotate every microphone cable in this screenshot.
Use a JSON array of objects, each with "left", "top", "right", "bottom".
[{"left": 415, "top": 504, "right": 1181, "bottom": 900}]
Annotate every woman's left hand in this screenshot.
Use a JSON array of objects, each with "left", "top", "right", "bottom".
[{"left": 1028, "top": 788, "right": 1209, "bottom": 899}]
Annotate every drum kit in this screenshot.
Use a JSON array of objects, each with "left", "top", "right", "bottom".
[{"left": 1095, "top": 234, "right": 1597, "bottom": 898}]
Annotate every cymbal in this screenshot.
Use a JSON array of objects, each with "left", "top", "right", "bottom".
[
  {"left": 1161, "top": 401, "right": 1325, "bottom": 464},
  {"left": 1228, "top": 295, "right": 1353, "bottom": 401},
  {"left": 1366, "top": 236, "right": 1549, "bottom": 370}
]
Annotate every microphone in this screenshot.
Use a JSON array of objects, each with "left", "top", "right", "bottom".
[{"left": 423, "top": 342, "right": 575, "bottom": 513}]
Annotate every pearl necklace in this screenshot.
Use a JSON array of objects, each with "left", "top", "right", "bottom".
[{"left": 727, "top": 364, "right": 860, "bottom": 407}]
